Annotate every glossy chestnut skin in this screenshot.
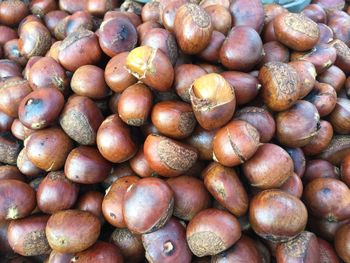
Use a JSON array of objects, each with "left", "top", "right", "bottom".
[
  {"left": 46, "top": 210, "right": 101, "bottom": 253},
  {"left": 197, "top": 30, "right": 225, "bottom": 63},
  {"left": 305, "top": 82, "right": 337, "bottom": 117},
  {"left": 72, "top": 241, "right": 123, "bottom": 263},
  {"left": 318, "top": 135, "right": 350, "bottom": 166},
  {"left": 276, "top": 100, "right": 320, "bottom": 148},
  {"left": 303, "top": 178, "right": 350, "bottom": 221},
  {"left": 259, "top": 41, "right": 290, "bottom": 66},
  {"left": 327, "top": 10, "right": 350, "bottom": 47},
  {"left": 303, "top": 120, "right": 333, "bottom": 156},
  {"left": 60, "top": 96, "right": 104, "bottom": 145},
  {"left": 288, "top": 61, "right": 316, "bottom": 99},
  {"left": 126, "top": 46, "right": 174, "bottom": 92},
  {"left": 75, "top": 191, "right": 103, "bottom": 221},
  {"left": 144, "top": 134, "right": 198, "bottom": 177},
  {"left": 220, "top": 26, "right": 263, "bottom": 72},
  {"left": 318, "top": 237, "right": 342, "bottom": 263},
  {"left": 102, "top": 175, "right": 139, "bottom": 228},
  {"left": 186, "top": 208, "right": 241, "bottom": 257},
  {"left": 0, "top": 0, "right": 29, "bottom": 26},
  {"left": 317, "top": 23, "right": 334, "bottom": 44},
  {"left": 141, "top": 1, "right": 160, "bottom": 23},
  {"left": 30, "top": 0, "right": 57, "bottom": 17},
  {"left": 0, "top": 165, "right": 25, "bottom": 181},
  {"left": 204, "top": 5, "right": 231, "bottom": 35},
  {"left": 0, "top": 220, "right": 15, "bottom": 258},
  {"left": 276, "top": 231, "right": 320, "bottom": 263},
  {"left": 0, "top": 25, "right": 18, "bottom": 46},
  {"left": 259, "top": 62, "right": 300, "bottom": 111},
  {"left": 0, "top": 59, "right": 22, "bottom": 80},
  {"left": 25, "top": 127, "right": 73, "bottom": 171},
  {"left": 123, "top": 177, "right": 174, "bottom": 234},
  {"left": 341, "top": 154, "right": 350, "bottom": 187},
  {"left": 0, "top": 110, "right": 13, "bottom": 132},
  {"left": 129, "top": 146, "right": 155, "bottom": 178},
  {"left": 274, "top": 13, "right": 320, "bottom": 51},
  {"left": 243, "top": 143, "right": 294, "bottom": 189},
  {"left": 285, "top": 147, "right": 306, "bottom": 178},
  {"left": 59, "top": 0, "right": 86, "bottom": 13},
  {"left": 0, "top": 77, "right": 32, "bottom": 118},
  {"left": 137, "top": 21, "right": 162, "bottom": 42},
  {"left": 87, "top": 0, "right": 118, "bottom": 16},
  {"left": 17, "top": 148, "right": 44, "bottom": 178},
  {"left": 167, "top": 175, "right": 210, "bottom": 221},
  {"left": 4, "top": 39, "right": 28, "bottom": 66},
  {"left": 335, "top": 223, "right": 350, "bottom": 263},
  {"left": 190, "top": 73, "right": 235, "bottom": 130},
  {"left": 58, "top": 29, "right": 102, "bottom": 72},
  {"left": 44, "top": 10, "right": 69, "bottom": 34},
  {"left": 279, "top": 173, "right": 304, "bottom": 198},
  {"left": 142, "top": 217, "right": 192, "bottom": 263},
  {"left": 97, "top": 114, "right": 137, "bottom": 163},
  {"left": 250, "top": 189, "right": 308, "bottom": 242},
  {"left": 313, "top": 0, "right": 345, "bottom": 10},
  {"left": 110, "top": 228, "right": 144, "bottom": 263},
  {"left": 151, "top": 100, "right": 196, "bottom": 139},
  {"left": 118, "top": 83, "right": 153, "bottom": 127},
  {"left": 18, "top": 88, "right": 64, "bottom": 130},
  {"left": 173, "top": 3, "right": 213, "bottom": 55},
  {"left": 329, "top": 98, "right": 350, "bottom": 134},
  {"left": 303, "top": 159, "right": 339, "bottom": 182},
  {"left": 185, "top": 126, "right": 215, "bottom": 161},
  {"left": 317, "top": 65, "right": 346, "bottom": 92},
  {"left": 103, "top": 163, "right": 137, "bottom": 189},
  {"left": 330, "top": 39, "right": 350, "bottom": 75},
  {"left": 302, "top": 4, "right": 327, "bottom": 23},
  {"left": 160, "top": 0, "right": 187, "bottom": 33},
  {"left": 309, "top": 217, "right": 349, "bottom": 242},
  {"left": 212, "top": 235, "right": 262, "bottom": 263}
]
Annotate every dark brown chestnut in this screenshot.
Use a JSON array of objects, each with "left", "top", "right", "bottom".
[
  {"left": 329, "top": 98, "right": 350, "bottom": 134},
  {"left": 329, "top": 39, "right": 350, "bottom": 75},
  {"left": 3, "top": 39, "right": 28, "bottom": 66},
  {"left": 0, "top": 165, "right": 24, "bottom": 181},
  {"left": 141, "top": 1, "right": 161, "bottom": 23},
  {"left": 44, "top": 10, "right": 69, "bottom": 35},
  {"left": 303, "top": 120, "right": 333, "bottom": 156},
  {"left": 318, "top": 237, "right": 342, "bottom": 263},
  {"left": 279, "top": 173, "right": 303, "bottom": 198},
  {"left": 288, "top": 60, "right": 316, "bottom": 99},
  {"left": 197, "top": 30, "right": 225, "bottom": 64},
  {"left": 30, "top": 0, "right": 57, "bottom": 17},
  {"left": 317, "top": 23, "right": 334, "bottom": 44},
  {"left": 185, "top": 126, "right": 216, "bottom": 161},
  {"left": 75, "top": 191, "right": 104, "bottom": 221},
  {"left": 259, "top": 41, "right": 290, "bottom": 66},
  {"left": 305, "top": 82, "right": 337, "bottom": 117},
  {"left": 327, "top": 10, "right": 350, "bottom": 47},
  {"left": 303, "top": 159, "right": 339, "bottom": 182},
  {"left": 0, "top": 131, "right": 21, "bottom": 165},
  {"left": 285, "top": 147, "right": 306, "bottom": 178},
  {"left": 129, "top": 145, "right": 155, "bottom": 178},
  {"left": 341, "top": 153, "right": 350, "bottom": 187},
  {"left": 72, "top": 241, "right": 123, "bottom": 263},
  {"left": 0, "top": 0, "right": 29, "bottom": 26},
  {"left": 160, "top": 0, "right": 187, "bottom": 33},
  {"left": 204, "top": 5, "right": 231, "bottom": 35},
  {"left": 317, "top": 65, "right": 346, "bottom": 92},
  {"left": 302, "top": 4, "right": 327, "bottom": 23},
  {"left": 335, "top": 223, "right": 350, "bottom": 263}
]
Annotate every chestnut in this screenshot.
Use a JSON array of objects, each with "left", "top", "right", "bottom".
[
  {"left": 303, "top": 159, "right": 339, "bottom": 182},
  {"left": 317, "top": 23, "right": 334, "bottom": 44},
  {"left": 329, "top": 39, "right": 350, "bottom": 75},
  {"left": 318, "top": 237, "right": 342, "bottom": 263},
  {"left": 203, "top": 162, "right": 248, "bottom": 216},
  {"left": 243, "top": 143, "right": 294, "bottom": 189},
  {"left": 102, "top": 175, "right": 139, "bottom": 228},
  {"left": 190, "top": 73, "right": 235, "bottom": 130},
  {"left": 129, "top": 146, "right": 155, "bottom": 178},
  {"left": 126, "top": 46, "right": 174, "bottom": 92},
  {"left": 274, "top": 13, "right": 320, "bottom": 51},
  {"left": 137, "top": 21, "right": 162, "bottom": 43},
  {"left": 259, "top": 62, "right": 300, "bottom": 111},
  {"left": 197, "top": 30, "right": 225, "bottom": 64},
  {"left": 18, "top": 88, "right": 64, "bottom": 130},
  {"left": 0, "top": 165, "right": 25, "bottom": 181},
  {"left": 220, "top": 26, "right": 263, "bottom": 72},
  {"left": 303, "top": 178, "right": 350, "bottom": 221},
  {"left": 186, "top": 208, "right": 241, "bottom": 257},
  {"left": 17, "top": 148, "right": 45, "bottom": 178},
  {"left": 303, "top": 120, "right": 333, "bottom": 156},
  {"left": 0, "top": 110, "right": 13, "bottom": 132},
  {"left": 142, "top": 217, "right": 192, "bottom": 263},
  {"left": 329, "top": 98, "right": 350, "bottom": 134},
  {"left": 97, "top": 114, "right": 137, "bottom": 163},
  {"left": 8, "top": 214, "right": 51, "bottom": 256},
  {"left": 200, "top": 0, "right": 230, "bottom": 9},
  {"left": 44, "top": 10, "right": 69, "bottom": 35},
  {"left": 118, "top": 83, "right": 153, "bottom": 127},
  {"left": 185, "top": 126, "right": 216, "bottom": 161},
  {"left": 288, "top": 61, "right": 316, "bottom": 99},
  {"left": 3, "top": 39, "right": 28, "bottom": 66},
  {"left": 318, "top": 135, "right": 350, "bottom": 166},
  {"left": 141, "top": 1, "right": 161, "bottom": 23},
  {"left": 161, "top": 0, "right": 187, "bottom": 33},
  {"left": 259, "top": 41, "right": 290, "bottom": 66},
  {"left": 75, "top": 191, "right": 104, "bottom": 221},
  {"left": 25, "top": 127, "right": 73, "bottom": 171},
  {"left": 250, "top": 189, "right": 308, "bottom": 242},
  {"left": 341, "top": 154, "right": 350, "bottom": 187},
  {"left": 317, "top": 65, "right": 346, "bottom": 93},
  {"left": 0, "top": 25, "right": 18, "bottom": 45},
  {"left": 334, "top": 223, "right": 350, "bottom": 263},
  {"left": 305, "top": 82, "right": 337, "bottom": 117},
  {"left": 327, "top": 10, "right": 350, "bottom": 47},
  {"left": 103, "top": 164, "right": 137, "bottom": 189},
  {"left": 104, "top": 10, "right": 141, "bottom": 28},
  {"left": 144, "top": 134, "right": 198, "bottom": 177},
  {"left": 0, "top": 220, "right": 15, "bottom": 258},
  {"left": 0, "top": 132, "right": 21, "bottom": 165},
  {"left": 276, "top": 231, "right": 320, "bottom": 263},
  {"left": 262, "top": 20, "right": 277, "bottom": 43},
  {"left": 46, "top": 210, "right": 101, "bottom": 253},
  {"left": 86, "top": 0, "right": 117, "bottom": 17},
  {"left": 302, "top": 4, "right": 327, "bottom": 23},
  {"left": 30, "top": 0, "right": 57, "bottom": 17},
  {"left": 72, "top": 241, "right": 123, "bottom": 263},
  {"left": 110, "top": 228, "right": 144, "bottom": 263},
  {"left": 285, "top": 147, "right": 306, "bottom": 178},
  {"left": 58, "top": 29, "right": 102, "bottom": 72},
  {"left": 123, "top": 177, "right": 174, "bottom": 234},
  {"left": 313, "top": 0, "right": 345, "bottom": 10},
  {"left": 309, "top": 217, "right": 349, "bottom": 242},
  {"left": 204, "top": 5, "right": 231, "bottom": 35},
  {"left": 174, "top": 3, "right": 213, "bottom": 55},
  {"left": 59, "top": 0, "right": 86, "bottom": 13},
  {"left": 0, "top": 59, "right": 22, "bottom": 80},
  {"left": 0, "top": 0, "right": 29, "bottom": 26},
  {"left": 167, "top": 175, "right": 211, "bottom": 221},
  {"left": 276, "top": 100, "right": 320, "bottom": 148},
  {"left": 279, "top": 173, "right": 303, "bottom": 198},
  {"left": 60, "top": 96, "right": 104, "bottom": 145}
]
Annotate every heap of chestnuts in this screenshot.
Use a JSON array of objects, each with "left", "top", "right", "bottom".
[{"left": 1, "top": 0, "right": 350, "bottom": 262}]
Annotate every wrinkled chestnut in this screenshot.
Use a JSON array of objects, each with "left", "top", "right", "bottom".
[
  {"left": 288, "top": 60, "right": 316, "bottom": 99},
  {"left": 303, "top": 120, "right": 333, "bottom": 156}
]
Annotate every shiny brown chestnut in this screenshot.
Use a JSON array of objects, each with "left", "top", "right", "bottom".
[
  {"left": 317, "top": 65, "right": 346, "bottom": 92},
  {"left": 0, "top": 220, "right": 15, "bottom": 258},
  {"left": 303, "top": 120, "right": 333, "bottom": 156},
  {"left": 190, "top": 73, "right": 235, "bottom": 130},
  {"left": 250, "top": 189, "right": 308, "bottom": 242},
  {"left": 44, "top": 10, "right": 69, "bottom": 35},
  {"left": 262, "top": 20, "right": 277, "bottom": 43},
  {"left": 75, "top": 191, "right": 104, "bottom": 221},
  {"left": 142, "top": 217, "right": 192, "bottom": 263},
  {"left": 86, "top": 0, "right": 117, "bottom": 17},
  {"left": 318, "top": 237, "right": 342, "bottom": 263},
  {"left": 129, "top": 146, "right": 154, "bottom": 178},
  {"left": 25, "top": 127, "right": 73, "bottom": 171},
  {"left": 167, "top": 175, "right": 211, "bottom": 221},
  {"left": 335, "top": 223, "right": 350, "bottom": 263},
  {"left": 288, "top": 60, "right": 316, "bottom": 99},
  {"left": 302, "top": 4, "right": 327, "bottom": 23},
  {"left": 329, "top": 39, "right": 350, "bottom": 75},
  {"left": 126, "top": 46, "right": 174, "bottom": 92},
  {"left": 160, "top": 0, "right": 187, "bottom": 33},
  {"left": 0, "top": 25, "right": 18, "bottom": 46},
  {"left": 0, "top": 165, "right": 24, "bottom": 181},
  {"left": 174, "top": 3, "right": 213, "bottom": 55},
  {"left": 141, "top": 1, "right": 161, "bottom": 23},
  {"left": 0, "top": 59, "right": 22, "bottom": 80},
  {"left": 72, "top": 241, "right": 123, "bottom": 263},
  {"left": 17, "top": 148, "right": 44, "bottom": 177},
  {"left": 3, "top": 39, "right": 28, "bottom": 66},
  {"left": 23, "top": 56, "right": 42, "bottom": 79},
  {"left": 97, "top": 114, "right": 137, "bottom": 163},
  {"left": 123, "top": 177, "right": 174, "bottom": 234},
  {"left": 59, "top": 0, "right": 85, "bottom": 13},
  {"left": 309, "top": 217, "right": 349, "bottom": 242},
  {"left": 285, "top": 147, "right": 306, "bottom": 178},
  {"left": 259, "top": 62, "right": 300, "bottom": 111},
  {"left": 186, "top": 208, "right": 241, "bottom": 257},
  {"left": 213, "top": 120, "right": 260, "bottom": 167},
  {"left": 303, "top": 159, "right": 339, "bottom": 182},
  {"left": 327, "top": 10, "right": 350, "bottom": 47},
  {"left": 243, "top": 143, "right": 294, "bottom": 189},
  {"left": 303, "top": 178, "right": 350, "bottom": 221},
  {"left": 8, "top": 214, "right": 51, "bottom": 256},
  {"left": 259, "top": 41, "right": 290, "bottom": 66},
  {"left": 197, "top": 30, "right": 225, "bottom": 64},
  {"left": 220, "top": 26, "right": 263, "bottom": 72},
  {"left": 341, "top": 153, "right": 350, "bottom": 187},
  {"left": 117, "top": 83, "right": 153, "bottom": 127},
  {"left": 204, "top": 5, "right": 231, "bottom": 35},
  {"left": 305, "top": 82, "right": 337, "bottom": 117},
  {"left": 60, "top": 96, "right": 104, "bottom": 145},
  {"left": 313, "top": 0, "right": 345, "bottom": 10},
  {"left": 30, "top": 0, "right": 57, "bottom": 17},
  {"left": 274, "top": 13, "right": 320, "bottom": 51},
  {"left": 104, "top": 10, "right": 141, "bottom": 28},
  {"left": 317, "top": 23, "right": 334, "bottom": 44},
  {"left": 0, "top": 0, "right": 29, "bottom": 26},
  {"left": 137, "top": 21, "right": 162, "bottom": 43},
  {"left": 46, "top": 209, "right": 101, "bottom": 253},
  {"left": 329, "top": 98, "right": 350, "bottom": 134},
  {"left": 279, "top": 172, "right": 303, "bottom": 198},
  {"left": 185, "top": 126, "right": 216, "bottom": 161}
]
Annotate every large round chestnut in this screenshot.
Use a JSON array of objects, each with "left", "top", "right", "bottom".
[
  {"left": 203, "top": 162, "right": 248, "bottom": 217},
  {"left": 335, "top": 223, "right": 350, "bottom": 263},
  {"left": 274, "top": 13, "right": 320, "bottom": 51},
  {"left": 276, "top": 100, "right": 320, "bottom": 148},
  {"left": 174, "top": 3, "right": 213, "bottom": 55},
  {"left": 288, "top": 60, "right": 316, "bottom": 99},
  {"left": 60, "top": 96, "right": 104, "bottom": 145},
  {"left": 167, "top": 175, "right": 211, "bottom": 221},
  {"left": 303, "top": 120, "right": 333, "bottom": 156},
  {"left": 123, "top": 177, "right": 174, "bottom": 234},
  {"left": 250, "top": 189, "right": 308, "bottom": 242},
  {"left": 303, "top": 178, "right": 350, "bottom": 221},
  {"left": 0, "top": 179, "right": 36, "bottom": 220},
  {"left": 220, "top": 26, "right": 263, "bottom": 72},
  {"left": 37, "top": 171, "right": 79, "bottom": 214},
  {"left": 18, "top": 88, "right": 64, "bottom": 130},
  {"left": 142, "top": 217, "right": 192, "bottom": 263},
  {"left": 190, "top": 73, "right": 235, "bottom": 131},
  {"left": 329, "top": 98, "right": 350, "bottom": 134},
  {"left": 213, "top": 120, "right": 260, "bottom": 167},
  {"left": 72, "top": 241, "right": 123, "bottom": 263},
  {"left": 97, "top": 114, "right": 137, "bottom": 163},
  {"left": 0, "top": 0, "right": 28, "bottom": 26},
  {"left": 243, "top": 143, "right": 294, "bottom": 189},
  {"left": 144, "top": 134, "right": 198, "bottom": 177},
  {"left": 186, "top": 208, "right": 241, "bottom": 257}
]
